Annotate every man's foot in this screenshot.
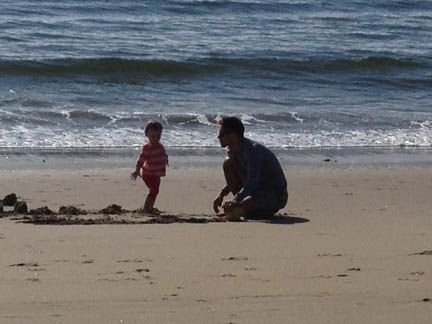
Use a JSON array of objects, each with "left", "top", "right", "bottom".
[{"left": 224, "top": 206, "right": 246, "bottom": 221}]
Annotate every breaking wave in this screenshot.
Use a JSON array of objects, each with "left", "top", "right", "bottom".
[{"left": 0, "top": 56, "right": 425, "bottom": 81}]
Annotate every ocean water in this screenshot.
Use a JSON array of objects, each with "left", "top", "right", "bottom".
[{"left": 1, "top": 0, "right": 432, "bottom": 154}]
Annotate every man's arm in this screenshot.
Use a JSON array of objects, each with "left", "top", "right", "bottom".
[
  {"left": 234, "top": 144, "right": 263, "bottom": 202},
  {"left": 213, "top": 185, "right": 231, "bottom": 213}
]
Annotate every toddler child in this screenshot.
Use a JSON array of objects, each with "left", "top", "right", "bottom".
[{"left": 130, "top": 120, "right": 168, "bottom": 214}]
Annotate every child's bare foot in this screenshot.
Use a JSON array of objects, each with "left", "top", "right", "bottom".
[
  {"left": 142, "top": 207, "right": 161, "bottom": 215},
  {"left": 152, "top": 207, "right": 163, "bottom": 215}
]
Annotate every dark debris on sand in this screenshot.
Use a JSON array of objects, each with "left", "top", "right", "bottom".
[
  {"left": 0, "top": 193, "right": 28, "bottom": 215},
  {"left": 411, "top": 250, "right": 432, "bottom": 256},
  {"left": 14, "top": 201, "right": 28, "bottom": 214},
  {"left": 29, "top": 206, "right": 55, "bottom": 216},
  {"left": 3, "top": 193, "right": 18, "bottom": 206},
  {"left": 0, "top": 195, "right": 225, "bottom": 225},
  {"left": 1, "top": 197, "right": 225, "bottom": 224},
  {"left": 18, "top": 213, "right": 225, "bottom": 225},
  {"left": 99, "top": 204, "right": 125, "bottom": 215},
  {"left": 1, "top": 193, "right": 304, "bottom": 225},
  {"left": 20, "top": 215, "right": 139, "bottom": 225},
  {"left": 59, "top": 205, "right": 87, "bottom": 215}
]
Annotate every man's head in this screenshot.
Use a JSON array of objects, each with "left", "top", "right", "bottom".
[{"left": 218, "top": 116, "right": 244, "bottom": 148}]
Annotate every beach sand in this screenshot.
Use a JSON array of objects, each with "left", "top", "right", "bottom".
[{"left": 1, "top": 164, "right": 432, "bottom": 323}]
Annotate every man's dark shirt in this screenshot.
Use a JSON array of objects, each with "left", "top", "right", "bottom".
[{"left": 225, "top": 138, "right": 287, "bottom": 202}]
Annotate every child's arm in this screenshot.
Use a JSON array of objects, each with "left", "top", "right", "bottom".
[
  {"left": 130, "top": 165, "right": 141, "bottom": 180},
  {"left": 131, "top": 145, "right": 148, "bottom": 180},
  {"left": 161, "top": 144, "right": 169, "bottom": 166}
]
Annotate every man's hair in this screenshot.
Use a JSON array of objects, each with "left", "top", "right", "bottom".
[
  {"left": 145, "top": 120, "right": 163, "bottom": 135},
  {"left": 219, "top": 116, "right": 244, "bottom": 138}
]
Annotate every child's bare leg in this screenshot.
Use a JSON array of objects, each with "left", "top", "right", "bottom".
[
  {"left": 142, "top": 176, "right": 161, "bottom": 215},
  {"left": 143, "top": 195, "right": 155, "bottom": 213}
]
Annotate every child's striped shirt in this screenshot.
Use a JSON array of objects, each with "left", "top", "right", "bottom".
[{"left": 136, "top": 142, "right": 168, "bottom": 177}]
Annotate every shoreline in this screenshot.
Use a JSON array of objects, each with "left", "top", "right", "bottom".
[{"left": 1, "top": 146, "right": 432, "bottom": 170}]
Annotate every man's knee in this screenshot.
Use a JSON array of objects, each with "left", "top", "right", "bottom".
[{"left": 223, "top": 157, "right": 243, "bottom": 194}]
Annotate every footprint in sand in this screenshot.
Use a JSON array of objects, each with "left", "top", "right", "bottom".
[
  {"left": 222, "top": 257, "right": 248, "bottom": 261},
  {"left": 249, "top": 278, "right": 271, "bottom": 282},
  {"left": 162, "top": 294, "right": 179, "bottom": 301},
  {"left": 411, "top": 250, "right": 432, "bottom": 256},
  {"left": 9, "top": 262, "right": 39, "bottom": 267},
  {"left": 54, "top": 259, "right": 69, "bottom": 263},
  {"left": 135, "top": 268, "right": 150, "bottom": 273},
  {"left": 117, "top": 258, "right": 150, "bottom": 263},
  {"left": 398, "top": 271, "right": 425, "bottom": 282},
  {"left": 97, "top": 278, "right": 119, "bottom": 282},
  {"left": 410, "top": 271, "right": 424, "bottom": 276}
]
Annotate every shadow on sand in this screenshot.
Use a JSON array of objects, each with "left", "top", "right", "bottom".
[{"left": 249, "top": 215, "right": 310, "bottom": 225}]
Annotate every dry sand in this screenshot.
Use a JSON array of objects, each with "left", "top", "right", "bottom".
[{"left": 1, "top": 165, "right": 432, "bottom": 323}]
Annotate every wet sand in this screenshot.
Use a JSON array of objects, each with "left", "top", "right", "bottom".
[{"left": 1, "top": 165, "right": 432, "bottom": 323}]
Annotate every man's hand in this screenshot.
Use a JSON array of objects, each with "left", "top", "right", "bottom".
[
  {"left": 222, "top": 199, "right": 239, "bottom": 212},
  {"left": 213, "top": 194, "right": 224, "bottom": 213}
]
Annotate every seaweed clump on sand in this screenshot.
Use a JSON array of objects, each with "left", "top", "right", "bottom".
[
  {"left": 22, "top": 215, "right": 138, "bottom": 225},
  {"left": 3, "top": 193, "right": 17, "bottom": 206},
  {"left": 29, "top": 206, "right": 55, "bottom": 215},
  {"left": 59, "top": 205, "right": 87, "bottom": 215},
  {"left": 99, "top": 204, "right": 125, "bottom": 215},
  {"left": 0, "top": 193, "right": 28, "bottom": 215},
  {"left": 0, "top": 195, "right": 230, "bottom": 224}
]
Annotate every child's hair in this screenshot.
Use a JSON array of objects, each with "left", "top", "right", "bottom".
[{"left": 145, "top": 120, "right": 163, "bottom": 135}]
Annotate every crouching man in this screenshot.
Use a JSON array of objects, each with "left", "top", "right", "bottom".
[{"left": 213, "top": 116, "right": 288, "bottom": 220}]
